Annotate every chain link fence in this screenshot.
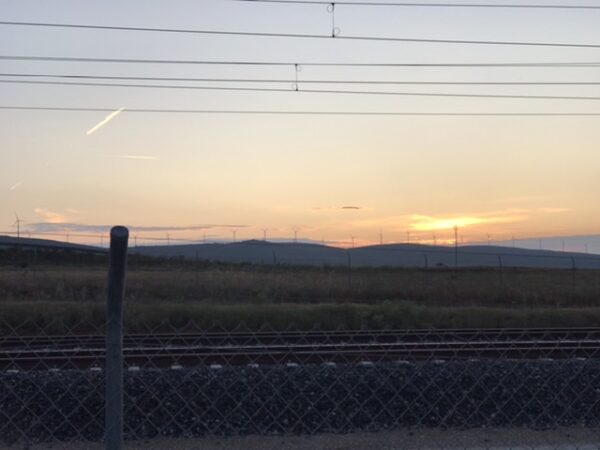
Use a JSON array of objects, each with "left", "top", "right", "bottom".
[{"left": 2, "top": 320, "right": 600, "bottom": 449}]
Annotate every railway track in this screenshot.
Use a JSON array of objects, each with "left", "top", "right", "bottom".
[{"left": 2, "top": 327, "right": 600, "bottom": 370}]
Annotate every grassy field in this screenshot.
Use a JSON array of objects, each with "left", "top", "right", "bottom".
[{"left": 1, "top": 248, "right": 600, "bottom": 332}]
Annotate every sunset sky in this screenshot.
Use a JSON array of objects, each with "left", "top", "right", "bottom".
[{"left": 2, "top": 0, "right": 600, "bottom": 248}]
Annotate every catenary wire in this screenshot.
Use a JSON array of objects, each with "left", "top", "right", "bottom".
[
  {"left": 2, "top": 21, "right": 600, "bottom": 49},
  {"left": 232, "top": 0, "right": 600, "bottom": 9},
  {"left": 4, "top": 73, "right": 600, "bottom": 85},
  {"left": 2, "top": 55, "right": 600, "bottom": 67},
  {"left": 4, "top": 78, "right": 600, "bottom": 101},
  {"left": 2, "top": 106, "right": 600, "bottom": 116}
]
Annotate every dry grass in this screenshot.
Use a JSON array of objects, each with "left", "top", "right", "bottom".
[
  {"left": 1, "top": 265, "right": 600, "bottom": 308},
  {"left": 2, "top": 300, "right": 600, "bottom": 334},
  {"left": 2, "top": 258, "right": 600, "bottom": 332}
]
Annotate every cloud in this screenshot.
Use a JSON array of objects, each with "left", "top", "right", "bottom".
[
  {"left": 33, "top": 208, "right": 67, "bottom": 224},
  {"left": 86, "top": 107, "right": 124, "bottom": 135},
  {"left": 539, "top": 207, "right": 571, "bottom": 214},
  {"left": 26, "top": 222, "right": 247, "bottom": 234},
  {"left": 312, "top": 206, "right": 365, "bottom": 211},
  {"left": 104, "top": 154, "right": 159, "bottom": 160},
  {"left": 9, "top": 181, "right": 22, "bottom": 191}
]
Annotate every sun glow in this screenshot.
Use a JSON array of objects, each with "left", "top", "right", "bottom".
[{"left": 410, "top": 214, "right": 524, "bottom": 232}]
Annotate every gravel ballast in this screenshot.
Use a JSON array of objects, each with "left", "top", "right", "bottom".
[{"left": 1, "top": 359, "right": 600, "bottom": 445}]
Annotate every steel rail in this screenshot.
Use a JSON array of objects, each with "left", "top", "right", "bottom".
[
  {"left": 3, "top": 327, "right": 600, "bottom": 350},
  {"left": 2, "top": 333, "right": 600, "bottom": 370}
]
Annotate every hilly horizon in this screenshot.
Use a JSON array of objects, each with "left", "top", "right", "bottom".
[{"left": 132, "top": 239, "right": 600, "bottom": 270}]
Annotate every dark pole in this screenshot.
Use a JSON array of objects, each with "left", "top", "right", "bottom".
[
  {"left": 454, "top": 225, "right": 458, "bottom": 269},
  {"left": 571, "top": 256, "right": 577, "bottom": 295},
  {"left": 105, "top": 226, "right": 128, "bottom": 450},
  {"left": 347, "top": 250, "right": 352, "bottom": 289}
]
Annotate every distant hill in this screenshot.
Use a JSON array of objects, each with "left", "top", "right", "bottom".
[
  {"left": 132, "top": 240, "right": 600, "bottom": 269},
  {"left": 4, "top": 235, "right": 599, "bottom": 269},
  {"left": 0, "top": 235, "right": 106, "bottom": 254}
]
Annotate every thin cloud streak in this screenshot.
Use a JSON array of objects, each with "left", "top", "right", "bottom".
[
  {"left": 539, "top": 207, "right": 571, "bottom": 213},
  {"left": 111, "top": 154, "right": 159, "bottom": 160},
  {"left": 86, "top": 107, "right": 124, "bottom": 135},
  {"left": 26, "top": 222, "right": 247, "bottom": 234},
  {"left": 312, "top": 206, "right": 366, "bottom": 211},
  {"left": 9, "top": 181, "right": 22, "bottom": 191},
  {"left": 33, "top": 208, "right": 67, "bottom": 224},
  {"left": 101, "top": 154, "right": 160, "bottom": 160}
]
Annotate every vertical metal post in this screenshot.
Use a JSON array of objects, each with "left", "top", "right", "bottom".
[
  {"left": 106, "top": 226, "right": 128, "bottom": 450},
  {"left": 347, "top": 250, "right": 352, "bottom": 289},
  {"left": 454, "top": 225, "right": 458, "bottom": 277},
  {"left": 498, "top": 255, "right": 504, "bottom": 288},
  {"left": 454, "top": 225, "right": 459, "bottom": 270},
  {"left": 571, "top": 256, "right": 576, "bottom": 295},
  {"left": 195, "top": 248, "right": 199, "bottom": 283}
]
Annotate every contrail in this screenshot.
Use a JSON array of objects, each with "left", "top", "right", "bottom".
[
  {"left": 86, "top": 107, "right": 124, "bottom": 135},
  {"left": 9, "top": 181, "right": 22, "bottom": 191}
]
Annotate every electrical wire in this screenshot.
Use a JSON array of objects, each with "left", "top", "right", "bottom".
[
  {"left": 232, "top": 0, "right": 600, "bottom": 9},
  {"left": 2, "top": 21, "right": 600, "bottom": 48},
  {"left": 2, "top": 55, "right": 599, "bottom": 67},
  {"left": 4, "top": 73, "right": 600, "bottom": 85},
  {"left": 2, "top": 106, "right": 600, "bottom": 116},
  {"left": 4, "top": 78, "right": 600, "bottom": 101}
]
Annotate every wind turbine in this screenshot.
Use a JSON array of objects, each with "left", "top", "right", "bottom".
[
  {"left": 292, "top": 226, "right": 300, "bottom": 244},
  {"left": 12, "top": 213, "right": 23, "bottom": 239},
  {"left": 262, "top": 228, "right": 268, "bottom": 241}
]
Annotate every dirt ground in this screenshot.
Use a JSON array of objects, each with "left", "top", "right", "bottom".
[{"left": 5, "top": 427, "right": 600, "bottom": 450}]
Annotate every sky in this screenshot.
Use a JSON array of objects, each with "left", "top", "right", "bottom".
[{"left": 2, "top": 0, "right": 600, "bottom": 250}]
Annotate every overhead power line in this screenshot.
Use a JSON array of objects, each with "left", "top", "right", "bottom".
[
  {"left": 233, "top": 0, "right": 600, "bottom": 9},
  {"left": 2, "top": 106, "right": 600, "bottom": 116},
  {"left": 5, "top": 78, "right": 600, "bottom": 101},
  {"left": 4, "top": 73, "right": 600, "bottom": 85},
  {"left": 2, "top": 21, "right": 600, "bottom": 49},
  {"left": 2, "top": 55, "right": 600, "bottom": 68}
]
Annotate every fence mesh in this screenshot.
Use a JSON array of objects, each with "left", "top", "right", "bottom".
[{"left": 2, "top": 318, "right": 600, "bottom": 449}]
